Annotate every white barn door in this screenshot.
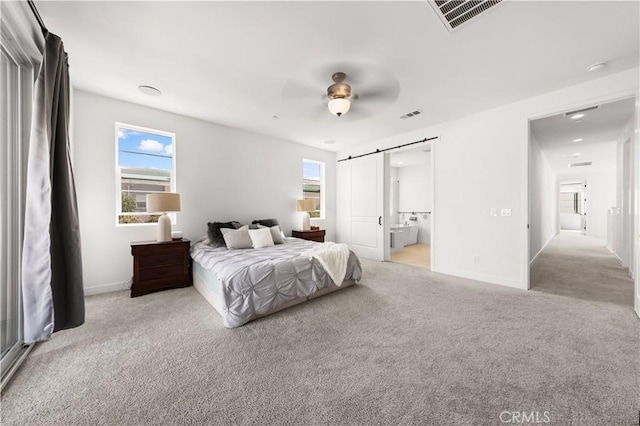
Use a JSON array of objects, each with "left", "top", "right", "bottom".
[{"left": 337, "top": 153, "right": 389, "bottom": 261}]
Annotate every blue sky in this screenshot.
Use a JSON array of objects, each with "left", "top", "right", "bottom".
[
  {"left": 118, "top": 128, "right": 173, "bottom": 170},
  {"left": 303, "top": 161, "right": 320, "bottom": 181}
]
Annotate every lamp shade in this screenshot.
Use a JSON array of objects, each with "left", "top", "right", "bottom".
[
  {"left": 328, "top": 98, "right": 351, "bottom": 117},
  {"left": 297, "top": 199, "right": 315, "bottom": 212},
  {"left": 146, "top": 193, "right": 181, "bottom": 213}
]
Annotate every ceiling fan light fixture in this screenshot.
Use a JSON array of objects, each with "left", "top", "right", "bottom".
[{"left": 328, "top": 98, "right": 351, "bottom": 117}]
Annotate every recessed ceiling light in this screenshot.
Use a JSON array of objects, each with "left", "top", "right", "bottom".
[
  {"left": 572, "top": 138, "right": 583, "bottom": 142},
  {"left": 570, "top": 113, "right": 585, "bottom": 120},
  {"left": 572, "top": 153, "right": 581, "bottom": 157},
  {"left": 324, "top": 140, "right": 335, "bottom": 145},
  {"left": 272, "top": 115, "right": 279, "bottom": 119},
  {"left": 138, "top": 85, "right": 162, "bottom": 96},
  {"left": 586, "top": 62, "right": 606, "bottom": 72}
]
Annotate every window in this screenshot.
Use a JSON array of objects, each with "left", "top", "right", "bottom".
[
  {"left": 116, "top": 123, "right": 175, "bottom": 225},
  {"left": 1, "top": 13, "right": 38, "bottom": 384},
  {"left": 302, "top": 159, "right": 324, "bottom": 219}
]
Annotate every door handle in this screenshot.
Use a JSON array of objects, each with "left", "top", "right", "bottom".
[{"left": 379, "top": 216, "right": 382, "bottom": 226}]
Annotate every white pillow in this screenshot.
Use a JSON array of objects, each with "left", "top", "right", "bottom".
[
  {"left": 221, "top": 225, "right": 253, "bottom": 250},
  {"left": 258, "top": 224, "right": 285, "bottom": 244},
  {"left": 248, "top": 228, "right": 274, "bottom": 249}
]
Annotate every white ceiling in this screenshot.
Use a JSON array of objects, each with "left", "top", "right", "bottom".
[
  {"left": 530, "top": 97, "right": 635, "bottom": 175},
  {"left": 36, "top": 1, "right": 639, "bottom": 152}
]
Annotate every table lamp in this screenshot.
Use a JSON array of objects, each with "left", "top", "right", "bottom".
[
  {"left": 296, "top": 199, "right": 315, "bottom": 231},
  {"left": 146, "top": 193, "right": 181, "bottom": 242}
]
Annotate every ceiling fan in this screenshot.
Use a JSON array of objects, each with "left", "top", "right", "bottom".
[{"left": 282, "top": 64, "right": 400, "bottom": 121}]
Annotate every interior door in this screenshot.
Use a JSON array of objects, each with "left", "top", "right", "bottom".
[{"left": 338, "top": 153, "right": 389, "bottom": 261}]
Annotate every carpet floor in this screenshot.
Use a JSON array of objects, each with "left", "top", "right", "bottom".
[
  {"left": 531, "top": 232, "right": 634, "bottom": 307},
  {"left": 1, "top": 259, "right": 638, "bottom": 425}
]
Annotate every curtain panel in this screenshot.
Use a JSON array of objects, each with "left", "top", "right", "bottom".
[{"left": 22, "top": 31, "right": 84, "bottom": 344}]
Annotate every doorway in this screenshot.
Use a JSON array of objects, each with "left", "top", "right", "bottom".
[
  {"left": 388, "top": 145, "right": 433, "bottom": 269},
  {"left": 527, "top": 96, "right": 636, "bottom": 308},
  {"left": 559, "top": 181, "right": 587, "bottom": 235}
]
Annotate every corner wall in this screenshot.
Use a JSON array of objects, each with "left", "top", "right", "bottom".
[
  {"left": 73, "top": 90, "right": 337, "bottom": 295},
  {"left": 337, "top": 68, "right": 639, "bottom": 290},
  {"left": 529, "top": 134, "right": 557, "bottom": 264}
]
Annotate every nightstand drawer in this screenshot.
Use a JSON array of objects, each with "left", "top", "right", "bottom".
[
  {"left": 139, "top": 264, "right": 184, "bottom": 282},
  {"left": 139, "top": 252, "right": 183, "bottom": 268}
]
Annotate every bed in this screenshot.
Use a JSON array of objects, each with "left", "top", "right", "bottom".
[{"left": 190, "top": 236, "right": 362, "bottom": 328}]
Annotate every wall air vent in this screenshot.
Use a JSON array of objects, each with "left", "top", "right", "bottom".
[
  {"left": 568, "top": 162, "right": 593, "bottom": 168},
  {"left": 429, "top": 0, "right": 504, "bottom": 32},
  {"left": 564, "top": 105, "right": 600, "bottom": 117},
  {"left": 400, "top": 110, "right": 423, "bottom": 119}
]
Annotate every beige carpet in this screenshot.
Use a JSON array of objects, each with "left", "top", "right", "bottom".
[
  {"left": 2, "top": 259, "right": 638, "bottom": 425},
  {"left": 531, "top": 232, "right": 634, "bottom": 307},
  {"left": 391, "top": 243, "right": 431, "bottom": 269}
]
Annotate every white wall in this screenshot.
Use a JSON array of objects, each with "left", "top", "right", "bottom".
[
  {"left": 529, "top": 134, "right": 557, "bottom": 263},
  {"left": 397, "top": 157, "right": 431, "bottom": 244},
  {"left": 74, "top": 90, "right": 336, "bottom": 295},
  {"left": 615, "top": 117, "right": 635, "bottom": 268},
  {"left": 337, "top": 67, "right": 639, "bottom": 290}
]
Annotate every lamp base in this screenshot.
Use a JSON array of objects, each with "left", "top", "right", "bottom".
[
  {"left": 301, "top": 212, "right": 311, "bottom": 231},
  {"left": 157, "top": 213, "right": 172, "bottom": 242}
]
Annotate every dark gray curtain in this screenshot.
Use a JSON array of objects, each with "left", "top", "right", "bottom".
[{"left": 22, "top": 31, "right": 84, "bottom": 344}]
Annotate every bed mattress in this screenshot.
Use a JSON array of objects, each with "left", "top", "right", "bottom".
[{"left": 191, "top": 237, "right": 362, "bottom": 327}]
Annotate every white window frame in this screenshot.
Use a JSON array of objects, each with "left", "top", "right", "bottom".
[
  {"left": 115, "top": 122, "right": 176, "bottom": 227},
  {"left": 302, "top": 159, "right": 325, "bottom": 220}
]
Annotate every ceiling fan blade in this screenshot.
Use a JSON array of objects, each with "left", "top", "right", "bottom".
[
  {"left": 353, "top": 82, "right": 400, "bottom": 104},
  {"left": 282, "top": 79, "right": 320, "bottom": 100}
]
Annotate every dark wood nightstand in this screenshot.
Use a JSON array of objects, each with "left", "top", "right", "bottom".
[
  {"left": 292, "top": 229, "right": 325, "bottom": 243},
  {"left": 130, "top": 239, "right": 192, "bottom": 297}
]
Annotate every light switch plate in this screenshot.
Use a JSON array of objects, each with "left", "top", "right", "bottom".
[{"left": 490, "top": 208, "right": 498, "bottom": 217}]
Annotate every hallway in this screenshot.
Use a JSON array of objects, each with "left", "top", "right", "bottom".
[{"left": 531, "top": 232, "right": 634, "bottom": 307}]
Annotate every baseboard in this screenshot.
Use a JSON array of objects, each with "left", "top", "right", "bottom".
[
  {"left": 614, "top": 254, "right": 623, "bottom": 265},
  {"left": 530, "top": 234, "right": 555, "bottom": 267},
  {"left": 431, "top": 266, "right": 526, "bottom": 290},
  {"left": 84, "top": 281, "right": 128, "bottom": 296}
]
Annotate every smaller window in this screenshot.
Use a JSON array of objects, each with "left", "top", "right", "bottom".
[
  {"left": 116, "top": 123, "right": 176, "bottom": 225},
  {"left": 303, "top": 159, "right": 324, "bottom": 219}
]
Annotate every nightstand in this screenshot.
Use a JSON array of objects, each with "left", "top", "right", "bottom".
[
  {"left": 292, "top": 229, "right": 325, "bottom": 243},
  {"left": 130, "top": 239, "right": 192, "bottom": 297}
]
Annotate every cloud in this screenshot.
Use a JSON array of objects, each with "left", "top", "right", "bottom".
[
  {"left": 118, "top": 130, "right": 126, "bottom": 139},
  {"left": 164, "top": 144, "right": 173, "bottom": 155},
  {"left": 138, "top": 139, "right": 165, "bottom": 153}
]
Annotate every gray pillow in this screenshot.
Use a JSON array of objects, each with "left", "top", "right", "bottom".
[
  {"left": 251, "top": 218, "right": 279, "bottom": 227},
  {"left": 258, "top": 224, "right": 285, "bottom": 244},
  {"left": 207, "top": 221, "right": 241, "bottom": 248},
  {"left": 221, "top": 225, "right": 253, "bottom": 250}
]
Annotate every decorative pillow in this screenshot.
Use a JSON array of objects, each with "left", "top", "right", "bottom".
[
  {"left": 248, "top": 228, "right": 274, "bottom": 249},
  {"left": 258, "top": 224, "right": 285, "bottom": 244},
  {"left": 251, "top": 218, "right": 279, "bottom": 227},
  {"left": 220, "top": 225, "right": 253, "bottom": 250},
  {"left": 207, "top": 221, "right": 241, "bottom": 248}
]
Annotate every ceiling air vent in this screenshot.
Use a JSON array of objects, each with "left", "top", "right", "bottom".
[
  {"left": 564, "top": 105, "right": 600, "bottom": 117},
  {"left": 429, "top": 0, "right": 504, "bottom": 32},
  {"left": 568, "top": 162, "right": 593, "bottom": 168},
  {"left": 400, "top": 110, "right": 423, "bottom": 119}
]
